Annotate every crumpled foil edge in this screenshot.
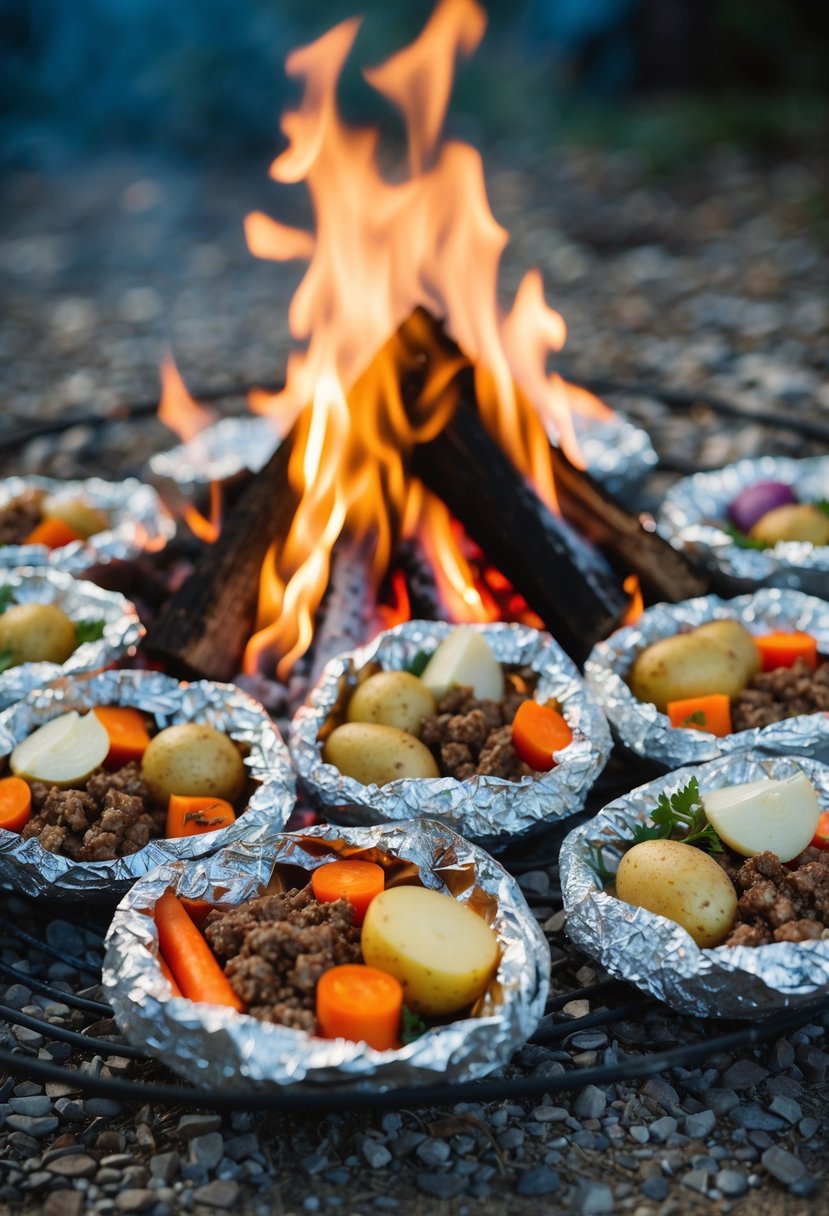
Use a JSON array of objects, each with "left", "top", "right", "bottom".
[
  {"left": 291, "top": 620, "right": 613, "bottom": 840},
  {"left": 561, "top": 750, "right": 829, "bottom": 1018},
  {"left": 0, "top": 669, "right": 295, "bottom": 899},
  {"left": 585, "top": 588, "right": 829, "bottom": 768},
  {"left": 0, "top": 567, "right": 144, "bottom": 710},
  {"left": 103, "top": 819, "right": 551, "bottom": 1090}
]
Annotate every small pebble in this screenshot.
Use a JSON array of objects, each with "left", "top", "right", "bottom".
[
  {"left": 761, "top": 1146, "right": 806, "bottom": 1187},
  {"left": 516, "top": 1167, "right": 560, "bottom": 1197}
]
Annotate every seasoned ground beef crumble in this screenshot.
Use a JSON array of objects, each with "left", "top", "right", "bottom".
[
  {"left": 420, "top": 672, "right": 546, "bottom": 780},
  {"left": 713, "top": 847, "right": 829, "bottom": 947},
  {"left": 0, "top": 491, "right": 44, "bottom": 545},
  {"left": 731, "top": 657, "right": 829, "bottom": 732}
]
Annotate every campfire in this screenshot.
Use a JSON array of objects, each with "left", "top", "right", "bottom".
[{"left": 147, "top": 0, "right": 706, "bottom": 690}]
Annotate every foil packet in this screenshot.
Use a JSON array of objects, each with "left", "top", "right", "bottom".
[
  {"left": 561, "top": 750, "right": 829, "bottom": 1018},
  {"left": 291, "top": 620, "right": 612, "bottom": 841},
  {"left": 585, "top": 589, "right": 829, "bottom": 769},
  {"left": 0, "top": 567, "right": 143, "bottom": 711},
  {"left": 568, "top": 409, "right": 658, "bottom": 497},
  {"left": 103, "top": 819, "right": 550, "bottom": 1089},
  {"left": 0, "top": 669, "right": 295, "bottom": 900},
  {"left": 0, "top": 475, "right": 175, "bottom": 575},
  {"left": 657, "top": 455, "right": 829, "bottom": 597}
]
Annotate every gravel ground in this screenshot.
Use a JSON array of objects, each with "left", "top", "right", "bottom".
[{"left": 0, "top": 139, "right": 828, "bottom": 1214}]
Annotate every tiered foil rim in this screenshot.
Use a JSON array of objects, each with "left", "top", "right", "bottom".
[
  {"left": 290, "top": 620, "right": 612, "bottom": 840},
  {"left": 0, "top": 669, "right": 295, "bottom": 899},
  {"left": 585, "top": 589, "right": 829, "bottom": 768},
  {"left": 561, "top": 750, "right": 829, "bottom": 1018},
  {"left": 657, "top": 454, "right": 829, "bottom": 593},
  {"left": 0, "top": 475, "right": 175, "bottom": 574},
  {"left": 0, "top": 567, "right": 143, "bottom": 710},
  {"left": 103, "top": 819, "right": 550, "bottom": 1089}
]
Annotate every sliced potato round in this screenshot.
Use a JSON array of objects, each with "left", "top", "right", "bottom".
[
  {"left": 141, "top": 723, "right": 246, "bottom": 805},
  {"left": 347, "top": 671, "right": 436, "bottom": 737},
  {"left": 702, "top": 773, "right": 820, "bottom": 863},
  {"left": 615, "top": 838, "right": 737, "bottom": 948},
  {"left": 361, "top": 886, "right": 500, "bottom": 1015},
  {"left": 11, "top": 710, "right": 109, "bottom": 788},
  {"left": 0, "top": 602, "right": 77, "bottom": 666},
  {"left": 323, "top": 722, "right": 439, "bottom": 786}
]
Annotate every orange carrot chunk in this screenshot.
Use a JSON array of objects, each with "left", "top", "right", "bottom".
[
  {"left": 154, "top": 890, "right": 245, "bottom": 1012},
  {"left": 755, "top": 632, "right": 819, "bottom": 672},
  {"left": 511, "top": 700, "right": 573, "bottom": 771},
  {"left": 316, "top": 964, "right": 403, "bottom": 1051},
  {"left": 811, "top": 811, "right": 829, "bottom": 852},
  {"left": 179, "top": 897, "right": 215, "bottom": 928},
  {"left": 0, "top": 777, "right": 32, "bottom": 833},
  {"left": 157, "top": 951, "right": 183, "bottom": 997},
  {"left": 311, "top": 860, "right": 385, "bottom": 926},
  {"left": 23, "top": 518, "right": 83, "bottom": 550},
  {"left": 667, "top": 694, "right": 733, "bottom": 737},
  {"left": 92, "top": 706, "right": 152, "bottom": 767},
  {"left": 165, "top": 794, "right": 236, "bottom": 839}
]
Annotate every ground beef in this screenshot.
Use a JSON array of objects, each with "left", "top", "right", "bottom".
[
  {"left": 0, "top": 491, "right": 45, "bottom": 545},
  {"left": 420, "top": 669, "right": 546, "bottom": 780},
  {"left": 724, "top": 847, "right": 829, "bottom": 946},
  {"left": 204, "top": 886, "right": 361, "bottom": 1030},
  {"left": 731, "top": 658, "right": 829, "bottom": 732},
  {"left": 20, "top": 762, "right": 165, "bottom": 861}
]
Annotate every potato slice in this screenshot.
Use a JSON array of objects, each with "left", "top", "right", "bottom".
[
  {"left": 702, "top": 773, "right": 820, "bottom": 863},
  {"left": 11, "top": 710, "right": 109, "bottom": 788},
  {"left": 361, "top": 887, "right": 500, "bottom": 1015},
  {"left": 420, "top": 627, "right": 504, "bottom": 700}
]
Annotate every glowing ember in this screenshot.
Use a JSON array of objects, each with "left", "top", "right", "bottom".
[{"left": 243, "top": 0, "right": 611, "bottom": 679}]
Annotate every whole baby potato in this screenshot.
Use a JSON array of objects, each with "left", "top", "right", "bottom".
[
  {"left": 323, "top": 722, "right": 439, "bottom": 786},
  {"left": 693, "top": 620, "right": 760, "bottom": 684},
  {"left": 347, "top": 670, "right": 436, "bottom": 737},
  {"left": 615, "top": 838, "right": 737, "bottom": 948},
  {"left": 361, "top": 887, "right": 500, "bottom": 1015},
  {"left": 141, "top": 723, "right": 246, "bottom": 805},
  {"left": 749, "top": 503, "right": 829, "bottom": 547},
  {"left": 0, "top": 602, "right": 77, "bottom": 666},
  {"left": 42, "top": 496, "right": 109, "bottom": 540},
  {"left": 628, "top": 632, "right": 748, "bottom": 712}
]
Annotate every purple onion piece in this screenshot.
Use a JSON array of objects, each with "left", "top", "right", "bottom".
[{"left": 727, "top": 481, "right": 798, "bottom": 533}]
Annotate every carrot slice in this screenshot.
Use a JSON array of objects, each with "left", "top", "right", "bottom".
[
  {"left": 311, "top": 860, "right": 384, "bottom": 927},
  {"left": 511, "top": 700, "right": 573, "bottom": 771},
  {"left": 165, "top": 795, "right": 236, "bottom": 838},
  {"left": 667, "top": 694, "right": 733, "bottom": 737},
  {"left": 0, "top": 777, "right": 32, "bottom": 833},
  {"left": 92, "top": 706, "right": 151, "bottom": 767},
  {"left": 316, "top": 964, "right": 403, "bottom": 1051},
  {"left": 154, "top": 890, "right": 245, "bottom": 1012},
  {"left": 755, "top": 632, "right": 818, "bottom": 672},
  {"left": 23, "top": 518, "right": 83, "bottom": 549},
  {"left": 157, "top": 951, "right": 183, "bottom": 997}
]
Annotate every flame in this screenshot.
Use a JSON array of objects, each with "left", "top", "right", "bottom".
[
  {"left": 244, "top": 0, "right": 614, "bottom": 678},
  {"left": 185, "top": 481, "right": 222, "bottom": 544},
  {"left": 158, "top": 353, "right": 223, "bottom": 542},
  {"left": 623, "top": 574, "right": 644, "bottom": 625}
]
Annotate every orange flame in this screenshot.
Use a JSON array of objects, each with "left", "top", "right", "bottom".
[
  {"left": 158, "top": 354, "right": 223, "bottom": 543},
  {"left": 623, "top": 574, "right": 644, "bottom": 625},
  {"left": 244, "top": 0, "right": 613, "bottom": 678}
]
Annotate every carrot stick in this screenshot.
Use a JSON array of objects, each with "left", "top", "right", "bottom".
[
  {"left": 511, "top": 700, "right": 573, "bottom": 771},
  {"left": 92, "top": 706, "right": 151, "bottom": 767},
  {"left": 157, "top": 951, "right": 183, "bottom": 997},
  {"left": 23, "top": 518, "right": 83, "bottom": 549},
  {"left": 165, "top": 795, "right": 236, "bottom": 838},
  {"left": 154, "top": 890, "right": 245, "bottom": 1011},
  {"left": 755, "top": 632, "right": 818, "bottom": 672},
  {"left": 311, "top": 860, "right": 384, "bottom": 926},
  {"left": 0, "top": 777, "right": 32, "bottom": 833},
  {"left": 667, "top": 694, "right": 732, "bottom": 736},
  {"left": 316, "top": 964, "right": 402, "bottom": 1051}
]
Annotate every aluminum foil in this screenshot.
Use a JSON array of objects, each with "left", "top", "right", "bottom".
[
  {"left": 0, "top": 669, "right": 295, "bottom": 900},
  {"left": 657, "top": 454, "right": 829, "bottom": 597},
  {"left": 561, "top": 751, "right": 829, "bottom": 1018},
  {"left": 291, "top": 620, "right": 612, "bottom": 841},
  {"left": 103, "top": 818, "right": 550, "bottom": 1090},
  {"left": 585, "top": 589, "right": 829, "bottom": 769},
  {"left": 0, "top": 475, "right": 175, "bottom": 574},
  {"left": 147, "top": 416, "right": 281, "bottom": 491},
  {"left": 567, "top": 409, "right": 658, "bottom": 497},
  {"left": 0, "top": 567, "right": 144, "bottom": 710}
]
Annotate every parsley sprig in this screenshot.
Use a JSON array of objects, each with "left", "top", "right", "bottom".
[
  {"left": 0, "top": 587, "right": 16, "bottom": 614},
  {"left": 400, "top": 1006, "right": 428, "bottom": 1045},
  {"left": 631, "top": 777, "right": 722, "bottom": 853},
  {"left": 74, "top": 618, "right": 106, "bottom": 645},
  {"left": 0, "top": 650, "right": 14, "bottom": 674}
]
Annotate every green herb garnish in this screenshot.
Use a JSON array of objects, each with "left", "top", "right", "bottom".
[
  {"left": 724, "top": 524, "right": 767, "bottom": 551},
  {"left": 584, "top": 841, "right": 616, "bottom": 884},
  {"left": 632, "top": 776, "right": 722, "bottom": 853},
  {"left": 0, "top": 587, "right": 16, "bottom": 614},
  {"left": 400, "top": 1006, "right": 428, "bottom": 1045},
  {"left": 815, "top": 499, "right": 829, "bottom": 520},
  {"left": 0, "top": 650, "right": 15, "bottom": 674},
  {"left": 407, "top": 649, "right": 433, "bottom": 678},
  {"left": 74, "top": 619, "right": 106, "bottom": 645},
  {"left": 683, "top": 710, "right": 707, "bottom": 727}
]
